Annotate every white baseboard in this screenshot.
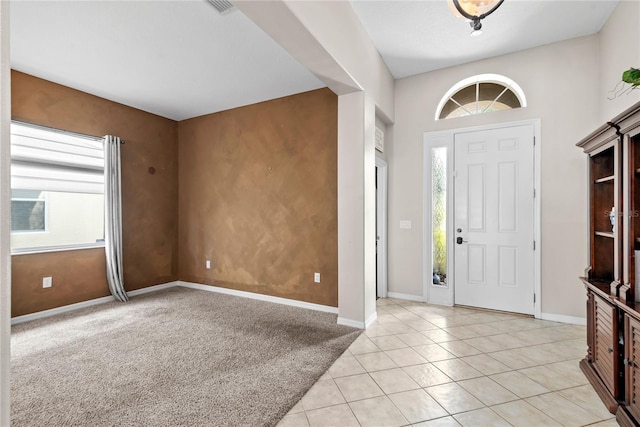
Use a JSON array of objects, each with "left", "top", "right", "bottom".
[
  {"left": 365, "top": 311, "right": 377, "bottom": 328},
  {"left": 387, "top": 292, "right": 424, "bottom": 302},
  {"left": 11, "top": 280, "right": 341, "bottom": 325},
  {"left": 11, "top": 295, "right": 116, "bottom": 325},
  {"left": 429, "top": 299, "right": 454, "bottom": 307},
  {"left": 337, "top": 317, "right": 365, "bottom": 329},
  {"left": 128, "top": 281, "right": 180, "bottom": 297},
  {"left": 336, "top": 312, "right": 377, "bottom": 330},
  {"left": 540, "top": 312, "right": 586, "bottom": 326},
  {"left": 177, "top": 281, "right": 338, "bottom": 314},
  {"left": 11, "top": 281, "right": 181, "bottom": 325}
]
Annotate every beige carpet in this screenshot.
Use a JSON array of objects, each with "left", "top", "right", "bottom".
[{"left": 11, "top": 286, "right": 360, "bottom": 426}]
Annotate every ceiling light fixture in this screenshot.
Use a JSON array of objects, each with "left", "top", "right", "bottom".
[{"left": 449, "top": 0, "right": 504, "bottom": 36}]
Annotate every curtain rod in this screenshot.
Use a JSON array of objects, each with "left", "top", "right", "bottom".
[{"left": 11, "top": 120, "right": 125, "bottom": 144}]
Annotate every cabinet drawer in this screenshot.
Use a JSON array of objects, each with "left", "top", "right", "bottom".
[{"left": 593, "top": 294, "right": 618, "bottom": 397}]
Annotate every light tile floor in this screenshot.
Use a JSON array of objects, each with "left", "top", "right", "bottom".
[{"left": 278, "top": 298, "right": 618, "bottom": 427}]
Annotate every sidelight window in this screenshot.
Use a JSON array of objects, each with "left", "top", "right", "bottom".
[{"left": 432, "top": 147, "right": 447, "bottom": 286}]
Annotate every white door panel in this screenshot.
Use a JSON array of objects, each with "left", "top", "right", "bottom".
[
  {"left": 467, "top": 164, "right": 485, "bottom": 231},
  {"left": 454, "top": 125, "right": 534, "bottom": 314},
  {"left": 467, "top": 244, "right": 486, "bottom": 284}
]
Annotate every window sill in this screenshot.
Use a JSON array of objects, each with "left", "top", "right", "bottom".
[{"left": 11, "top": 242, "right": 105, "bottom": 256}]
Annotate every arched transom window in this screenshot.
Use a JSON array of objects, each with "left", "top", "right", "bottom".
[{"left": 436, "top": 74, "right": 526, "bottom": 120}]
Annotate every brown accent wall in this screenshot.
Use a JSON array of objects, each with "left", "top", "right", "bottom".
[
  {"left": 11, "top": 71, "right": 179, "bottom": 317},
  {"left": 12, "top": 249, "right": 108, "bottom": 316},
  {"left": 178, "top": 89, "right": 338, "bottom": 307},
  {"left": 10, "top": 73, "right": 337, "bottom": 316}
]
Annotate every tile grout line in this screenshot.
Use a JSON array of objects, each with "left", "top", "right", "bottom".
[{"left": 282, "top": 298, "right": 610, "bottom": 427}]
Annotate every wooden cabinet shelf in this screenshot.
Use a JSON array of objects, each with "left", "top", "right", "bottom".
[
  {"left": 595, "top": 231, "right": 615, "bottom": 238},
  {"left": 578, "top": 100, "right": 640, "bottom": 426},
  {"left": 595, "top": 175, "right": 615, "bottom": 184}
]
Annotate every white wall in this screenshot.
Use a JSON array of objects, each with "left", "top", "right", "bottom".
[
  {"left": 284, "top": 0, "right": 394, "bottom": 120},
  {"left": 363, "top": 94, "right": 377, "bottom": 324},
  {"left": 337, "top": 92, "right": 366, "bottom": 324},
  {"left": 598, "top": 0, "right": 640, "bottom": 121},
  {"left": 389, "top": 35, "right": 600, "bottom": 319},
  {"left": 0, "top": 0, "right": 10, "bottom": 422},
  {"left": 237, "top": 0, "right": 395, "bottom": 326}
]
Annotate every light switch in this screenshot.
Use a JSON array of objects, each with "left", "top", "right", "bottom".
[{"left": 314, "top": 273, "right": 320, "bottom": 283}]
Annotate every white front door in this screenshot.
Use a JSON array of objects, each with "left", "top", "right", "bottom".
[{"left": 454, "top": 124, "right": 535, "bottom": 314}]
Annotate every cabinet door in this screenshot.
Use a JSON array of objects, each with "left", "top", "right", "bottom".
[
  {"left": 590, "top": 145, "right": 619, "bottom": 286},
  {"left": 625, "top": 133, "right": 640, "bottom": 301},
  {"left": 625, "top": 315, "right": 640, "bottom": 419},
  {"left": 587, "top": 292, "right": 594, "bottom": 362},
  {"left": 593, "top": 294, "right": 619, "bottom": 397}
]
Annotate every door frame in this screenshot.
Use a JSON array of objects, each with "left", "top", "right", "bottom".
[
  {"left": 375, "top": 157, "right": 388, "bottom": 299},
  {"left": 423, "top": 119, "right": 541, "bottom": 318},
  {"left": 0, "top": 1, "right": 10, "bottom": 423}
]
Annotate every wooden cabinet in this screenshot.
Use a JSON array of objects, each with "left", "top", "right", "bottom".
[
  {"left": 581, "top": 290, "right": 621, "bottom": 413},
  {"left": 624, "top": 313, "right": 640, "bottom": 421},
  {"left": 593, "top": 293, "right": 619, "bottom": 398},
  {"left": 624, "top": 133, "right": 640, "bottom": 301},
  {"left": 590, "top": 143, "right": 620, "bottom": 290},
  {"left": 578, "top": 101, "right": 640, "bottom": 425},
  {"left": 581, "top": 123, "right": 622, "bottom": 291}
]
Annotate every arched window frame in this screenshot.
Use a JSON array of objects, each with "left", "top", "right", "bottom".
[{"left": 435, "top": 74, "right": 527, "bottom": 121}]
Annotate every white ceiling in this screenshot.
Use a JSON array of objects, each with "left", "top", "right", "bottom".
[
  {"left": 10, "top": 0, "right": 325, "bottom": 121},
  {"left": 10, "top": 1, "right": 619, "bottom": 121},
  {"left": 351, "top": 0, "right": 619, "bottom": 79}
]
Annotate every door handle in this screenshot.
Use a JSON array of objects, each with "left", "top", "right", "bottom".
[{"left": 456, "top": 237, "right": 467, "bottom": 245}]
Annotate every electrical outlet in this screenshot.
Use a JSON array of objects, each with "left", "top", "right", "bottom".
[
  {"left": 206, "top": 260, "right": 211, "bottom": 269},
  {"left": 314, "top": 272, "right": 320, "bottom": 283},
  {"left": 42, "top": 277, "right": 52, "bottom": 288}
]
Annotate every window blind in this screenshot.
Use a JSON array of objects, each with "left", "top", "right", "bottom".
[{"left": 10, "top": 122, "right": 104, "bottom": 194}]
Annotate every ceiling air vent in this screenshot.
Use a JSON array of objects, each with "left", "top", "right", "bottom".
[{"left": 207, "top": 0, "right": 236, "bottom": 15}]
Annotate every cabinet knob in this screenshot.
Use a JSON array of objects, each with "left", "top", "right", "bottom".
[{"left": 608, "top": 348, "right": 614, "bottom": 353}]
